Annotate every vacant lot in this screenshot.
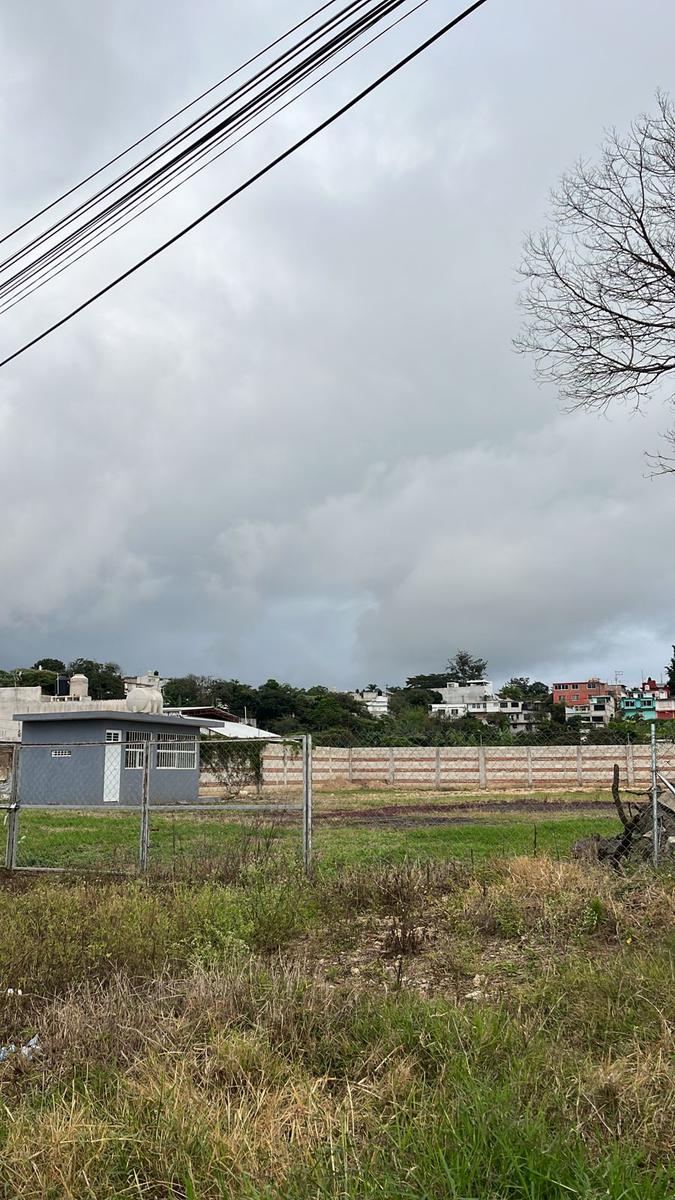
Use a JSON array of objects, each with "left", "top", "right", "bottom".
[
  {"left": 0, "top": 843, "right": 674, "bottom": 1199},
  {"left": 11, "top": 786, "right": 621, "bottom": 872}
]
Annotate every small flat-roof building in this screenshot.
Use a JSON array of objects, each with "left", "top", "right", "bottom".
[{"left": 14, "top": 711, "right": 212, "bottom": 807}]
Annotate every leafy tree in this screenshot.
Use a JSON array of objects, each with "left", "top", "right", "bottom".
[
  {"left": 163, "top": 675, "right": 211, "bottom": 707},
  {"left": 0, "top": 667, "right": 60, "bottom": 694},
  {"left": 68, "top": 659, "right": 125, "bottom": 700},
  {"left": 389, "top": 687, "right": 441, "bottom": 716},
  {"left": 666, "top": 646, "right": 675, "bottom": 694},
  {"left": 518, "top": 93, "right": 675, "bottom": 470},
  {"left": 406, "top": 650, "right": 487, "bottom": 690},
  {"left": 253, "top": 679, "right": 302, "bottom": 726},
  {"left": 590, "top": 718, "right": 651, "bottom": 745},
  {"left": 499, "top": 677, "right": 529, "bottom": 701},
  {"left": 446, "top": 650, "right": 488, "bottom": 681},
  {"left": 500, "top": 677, "right": 550, "bottom": 702},
  {"left": 313, "top": 725, "right": 362, "bottom": 748},
  {"left": 405, "top": 672, "right": 452, "bottom": 689},
  {"left": 31, "top": 658, "right": 65, "bottom": 674},
  {"left": 13, "top": 668, "right": 59, "bottom": 694}
]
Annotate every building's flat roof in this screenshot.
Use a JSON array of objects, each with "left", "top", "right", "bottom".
[
  {"left": 165, "top": 705, "right": 236, "bottom": 721},
  {"left": 14, "top": 710, "right": 217, "bottom": 729}
]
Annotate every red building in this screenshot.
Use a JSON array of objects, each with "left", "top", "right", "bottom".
[{"left": 552, "top": 678, "right": 610, "bottom": 708}]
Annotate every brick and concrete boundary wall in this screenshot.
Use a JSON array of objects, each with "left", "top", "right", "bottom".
[{"left": 261, "top": 743, "right": 651, "bottom": 792}]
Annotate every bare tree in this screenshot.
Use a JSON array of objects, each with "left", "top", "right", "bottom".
[{"left": 517, "top": 92, "right": 675, "bottom": 470}]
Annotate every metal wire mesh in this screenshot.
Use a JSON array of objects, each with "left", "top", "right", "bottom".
[
  {"left": 2, "top": 735, "right": 306, "bottom": 875},
  {"left": 306, "top": 731, "right": 650, "bottom": 868},
  {"left": 4, "top": 729, "right": 673, "bottom": 875}
]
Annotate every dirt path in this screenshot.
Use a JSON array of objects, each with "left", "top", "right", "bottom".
[{"left": 311, "top": 798, "right": 617, "bottom": 826}]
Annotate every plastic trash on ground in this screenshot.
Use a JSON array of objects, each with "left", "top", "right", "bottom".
[{"left": 0, "top": 1035, "right": 41, "bottom": 1064}]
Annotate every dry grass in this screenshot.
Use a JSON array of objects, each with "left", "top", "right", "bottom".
[
  {"left": 0, "top": 857, "right": 674, "bottom": 1198},
  {"left": 309, "top": 784, "right": 613, "bottom": 809},
  {"left": 458, "top": 855, "right": 675, "bottom": 940}
]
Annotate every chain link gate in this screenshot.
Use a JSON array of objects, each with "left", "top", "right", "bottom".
[{"left": 1, "top": 735, "right": 313, "bottom": 876}]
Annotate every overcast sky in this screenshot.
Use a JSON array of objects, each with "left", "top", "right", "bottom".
[{"left": 1, "top": 0, "right": 674, "bottom": 690}]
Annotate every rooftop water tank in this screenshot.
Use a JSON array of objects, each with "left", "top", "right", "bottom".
[{"left": 69, "top": 673, "right": 89, "bottom": 701}]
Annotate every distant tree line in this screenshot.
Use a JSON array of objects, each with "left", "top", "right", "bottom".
[
  {"left": 0, "top": 658, "right": 125, "bottom": 700},
  {"left": 0, "top": 649, "right": 669, "bottom": 747}
]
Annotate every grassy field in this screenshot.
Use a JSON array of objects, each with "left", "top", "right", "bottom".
[
  {"left": 0, "top": 847, "right": 673, "bottom": 1199},
  {"left": 11, "top": 787, "right": 621, "bottom": 872},
  {"left": 2, "top": 797, "right": 673, "bottom": 1198}
]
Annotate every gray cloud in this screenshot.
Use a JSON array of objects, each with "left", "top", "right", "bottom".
[{"left": 1, "top": 0, "right": 674, "bottom": 688}]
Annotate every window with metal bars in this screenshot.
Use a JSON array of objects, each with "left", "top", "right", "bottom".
[
  {"left": 124, "top": 730, "right": 148, "bottom": 770},
  {"left": 156, "top": 731, "right": 197, "bottom": 770}
]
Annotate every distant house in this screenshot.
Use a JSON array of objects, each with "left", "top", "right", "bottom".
[
  {"left": 565, "top": 693, "right": 616, "bottom": 727},
  {"left": 430, "top": 680, "right": 499, "bottom": 720},
  {"left": 552, "top": 678, "right": 612, "bottom": 708},
  {"left": 14, "top": 711, "right": 213, "bottom": 807},
  {"left": 620, "top": 680, "right": 675, "bottom": 722},
  {"left": 497, "top": 698, "right": 540, "bottom": 734},
  {"left": 351, "top": 690, "right": 390, "bottom": 718},
  {"left": 430, "top": 683, "right": 541, "bottom": 733},
  {"left": 620, "top": 691, "right": 658, "bottom": 721}
]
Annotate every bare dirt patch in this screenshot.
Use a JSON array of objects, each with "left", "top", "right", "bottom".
[{"left": 313, "top": 798, "right": 617, "bottom": 826}]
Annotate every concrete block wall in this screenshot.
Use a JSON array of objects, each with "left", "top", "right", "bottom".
[{"left": 261, "top": 742, "right": 653, "bottom": 791}]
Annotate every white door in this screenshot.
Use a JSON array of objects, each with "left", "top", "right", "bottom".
[{"left": 103, "top": 730, "right": 122, "bottom": 803}]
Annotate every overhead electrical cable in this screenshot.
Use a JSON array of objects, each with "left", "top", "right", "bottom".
[
  {"left": 0, "top": 0, "right": 395, "bottom": 287},
  {"left": 0, "top": 0, "right": 347, "bottom": 247},
  {"left": 0, "top": 0, "right": 413, "bottom": 302},
  {"left": 0, "top": 0, "right": 434, "bottom": 316},
  {"left": 0, "top": 0, "right": 490, "bottom": 369}
]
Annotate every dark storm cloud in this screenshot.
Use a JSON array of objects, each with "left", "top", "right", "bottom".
[{"left": 1, "top": 0, "right": 674, "bottom": 688}]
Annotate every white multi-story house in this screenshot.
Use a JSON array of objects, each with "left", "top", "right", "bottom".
[
  {"left": 430, "top": 682, "right": 542, "bottom": 733},
  {"left": 430, "top": 680, "right": 499, "bottom": 720},
  {"left": 497, "top": 698, "right": 540, "bottom": 734},
  {"left": 351, "top": 689, "right": 390, "bottom": 718}
]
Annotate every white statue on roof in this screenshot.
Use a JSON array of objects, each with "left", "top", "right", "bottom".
[{"left": 126, "top": 670, "right": 165, "bottom": 715}]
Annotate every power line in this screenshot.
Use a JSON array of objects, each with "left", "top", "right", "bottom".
[
  {"left": 0, "top": 0, "right": 405, "bottom": 301},
  {"left": 0, "top": 0, "right": 490, "bottom": 370},
  {"left": 0, "top": 0, "right": 345, "bottom": 248},
  {"left": 0, "top": 0, "right": 433, "bottom": 317},
  {"left": 0, "top": 1, "right": 383, "bottom": 280}
]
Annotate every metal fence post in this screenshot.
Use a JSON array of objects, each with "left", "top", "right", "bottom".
[
  {"left": 4, "top": 744, "right": 21, "bottom": 870},
  {"left": 139, "top": 736, "right": 152, "bottom": 874},
  {"left": 4, "top": 806, "right": 19, "bottom": 870},
  {"left": 302, "top": 734, "right": 313, "bottom": 875},
  {"left": 651, "top": 722, "right": 659, "bottom": 869}
]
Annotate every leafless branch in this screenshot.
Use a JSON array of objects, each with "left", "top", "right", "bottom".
[{"left": 517, "top": 93, "right": 675, "bottom": 468}]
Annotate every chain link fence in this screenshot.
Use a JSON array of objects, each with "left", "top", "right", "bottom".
[
  {"left": 1, "top": 735, "right": 309, "bottom": 876},
  {"left": 3, "top": 728, "right": 674, "bottom": 875},
  {"left": 304, "top": 729, "right": 675, "bottom": 869},
  {"left": 650, "top": 726, "right": 675, "bottom": 866}
]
